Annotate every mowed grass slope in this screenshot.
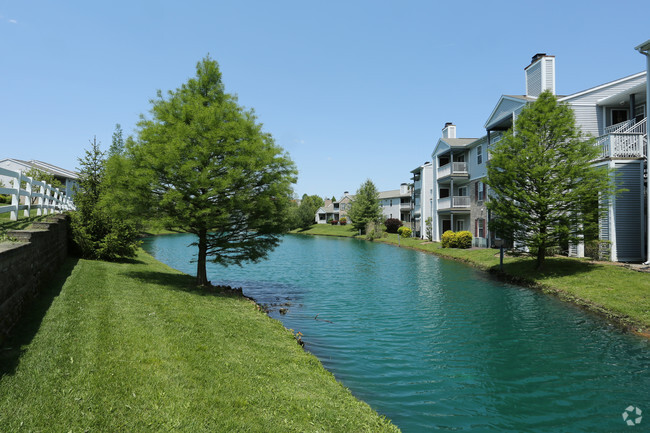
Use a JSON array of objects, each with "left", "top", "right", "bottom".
[{"left": 0, "top": 251, "right": 399, "bottom": 433}]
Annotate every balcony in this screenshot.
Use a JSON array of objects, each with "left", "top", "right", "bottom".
[
  {"left": 437, "top": 162, "right": 468, "bottom": 179},
  {"left": 400, "top": 202, "right": 412, "bottom": 209},
  {"left": 596, "top": 118, "right": 647, "bottom": 159},
  {"left": 437, "top": 195, "right": 470, "bottom": 210}
]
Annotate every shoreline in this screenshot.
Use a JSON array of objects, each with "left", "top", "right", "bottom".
[{"left": 294, "top": 229, "right": 650, "bottom": 339}]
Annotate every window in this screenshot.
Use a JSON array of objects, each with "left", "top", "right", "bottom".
[
  {"left": 477, "top": 145, "right": 483, "bottom": 165},
  {"left": 476, "top": 218, "right": 485, "bottom": 238},
  {"left": 458, "top": 186, "right": 467, "bottom": 197},
  {"left": 390, "top": 199, "right": 393, "bottom": 207},
  {"left": 456, "top": 220, "right": 464, "bottom": 232},
  {"left": 476, "top": 182, "right": 485, "bottom": 201},
  {"left": 440, "top": 188, "right": 450, "bottom": 198}
]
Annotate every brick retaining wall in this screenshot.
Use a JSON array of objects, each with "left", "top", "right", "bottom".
[{"left": 0, "top": 214, "right": 69, "bottom": 341}]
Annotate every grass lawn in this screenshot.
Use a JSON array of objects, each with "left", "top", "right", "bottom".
[
  {"left": 0, "top": 251, "right": 400, "bottom": 433},
  {"left": 371, "top": 232, "right": 650, "bottom": 332},
  {"left": 0, "top": 213, "right": 49, "bottom": 242}
]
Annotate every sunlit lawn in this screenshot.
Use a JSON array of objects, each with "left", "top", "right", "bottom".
[{"left": 0, "top": 250, "right": 400, "bottom": 433}]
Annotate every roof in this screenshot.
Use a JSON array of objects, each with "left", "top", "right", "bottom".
[
  {"left": 439, "top": 138, "right": 477, "bottom": 148},
  {"left": 0, "top": 158, "right": 78, "bottom": 180},
  {"left": 559, "top": 71, "right": 645, "bottom": 103},
  {"left": 378, "top": 189, "right": 410, "bottom": 199}
]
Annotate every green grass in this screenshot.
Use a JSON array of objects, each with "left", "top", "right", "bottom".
[
  {"left": 0, "top": 213, "right": 49, "bottom": 242},
  {"left": 290, "top": 223, "right": 359, "bottom": 237},
  {"left": 336, "top": 232, "right": 650, "bottom": 332},
  {"left": 0, "top": 250, "right": 400, "bottom": 433}
]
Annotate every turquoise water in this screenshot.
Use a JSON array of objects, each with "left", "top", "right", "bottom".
[{"left": 142, "top": 234, "right": 650, "bottom": 432}]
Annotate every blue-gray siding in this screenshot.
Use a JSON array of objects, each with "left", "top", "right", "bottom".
[{"left": 613, "top": 162, "right": 644, "bottom": 261}]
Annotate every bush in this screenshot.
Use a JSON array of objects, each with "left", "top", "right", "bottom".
[
  {"left": 329, "top": 219, "right": 339, "bottom": 225},
  {"left": 455, "top": 231, "right": 472, "bottom": 249},
  {"left": 365, "top": 220, "right": 385, "bottom": 241},
  {"left": 425, "top": 217, "right": 433, "bottom": 241},
  {"left": 339, "top": 217, "right": 347, "bottom": 225},
  {"left": 441, "top": 230, "right": 455, "bottom": 248},
  {"left": 397, "top": 226, "right": 412, "bottom": 238},
  {"left": 584, "top": 239, "right": 611, "bottom": 261},
  {"left": 384, "top": 218, "right": 403, "bottom": 233}
]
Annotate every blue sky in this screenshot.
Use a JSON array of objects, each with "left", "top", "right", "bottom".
[{"left": 1, "top": 1, "right": 648, "bottom": 198}]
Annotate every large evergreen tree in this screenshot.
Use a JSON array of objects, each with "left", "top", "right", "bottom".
[
  {"left": 348, "top": 179, "right": 381, "bottom": 233},
  {"left": 130, "top": 56, "right": 297, "bottom": 286},
  {"left": 486, "top": 91, "right": 616, "bottom": 270}
]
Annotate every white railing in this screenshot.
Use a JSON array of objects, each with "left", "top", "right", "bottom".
[
  {"left": 453, "top": 196, "right": 470, "bottom": 207},
  {"left": 437, "top": 196, "right": 470, "bottom": 210},
  {"left": 437, "top": 162, "right": 468, "bottom": 179},
  {"left": 597, "top": 133, "right": 645, "bottom": 158},
  {"left": 0, "top": 167, "right": 75, "bottom": 221},
  {"left": 453, "top": 162, "right": 468, "bottom": 173},
  {"left": 604, "top": 119, "right": 635, "bottom": 134}
]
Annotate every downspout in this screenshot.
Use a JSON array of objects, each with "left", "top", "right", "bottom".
[{"left": 635, "top": 39, "right": 650, "bottom": 264}]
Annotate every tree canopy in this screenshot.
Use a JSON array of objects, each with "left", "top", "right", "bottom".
[
  {"left": 70, "top": 137, "right": 140, "bottom": 260},
  {"left": 486, "top": 91, "right": 616, "bottom": 269},
  {"left": 347, "top": 179, "right": 381, "bottom": 233},
  {"left": 129, "top": 56, "right": 297, "bottom": 286}
]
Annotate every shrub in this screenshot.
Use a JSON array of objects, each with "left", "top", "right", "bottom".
[
  {"left": 384, "top": 218, "right": 403, "bottom": 233},
  {"left": 455, "top": 231, "right": 472, "bottom": 249},
  {"left": 365, "top": 220, "right": 385, "bottom": 241},
  {"left": 397, "top": 226, "right": 412, "bottom": 238},
  {"left": 339, "top": 217, "right": 347, "bottom": 225},
  {"left": 441, "top": 230, "right": 455, "bottom": 248},
  {"left": 330, "top": 219, "right": 339, "bottom": 225},
  {"left": 425, "top": 217, "right": 433, "bottom": 241},
  {"left": 584, "top": 239, "right": 611, "bottom": 261}
]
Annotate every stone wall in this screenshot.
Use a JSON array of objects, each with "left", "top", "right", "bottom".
[{"left": 0, "top": 214, "right": 69, "bottom": 341}]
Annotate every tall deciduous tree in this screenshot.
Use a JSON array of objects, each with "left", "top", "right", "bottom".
[
  {"left": 348, "top": 179, "right": 381, "bottom": 233},
  {"left": 131, "top": 56, "right": 297, "bottom": 286},
  {"left": 486, "top": 91, "right": 616, "bottom": 270}
]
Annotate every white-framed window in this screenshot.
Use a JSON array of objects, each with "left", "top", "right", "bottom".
[
  {"left": 477, "top": 145, "right": 483, "bottom": 165},
  {"left": 458, "top": 186, "right": 468, "bottom": 197},
  {"left": 456, "top": 220, "right": 464, "bottom": 232}
]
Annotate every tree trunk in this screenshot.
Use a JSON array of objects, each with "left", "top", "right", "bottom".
[{"left": 196, "top": 229, "right": 209, "bottom": 286}]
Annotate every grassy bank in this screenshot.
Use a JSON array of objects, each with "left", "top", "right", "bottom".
[
  {"left": 0, "top": 251, "right": 399, "bottom": 432},
  {"left": 290, "top": 224, "right": 359, "bottom": 237},
  {"left": 297, "top": 225, "right": 650, "bottom": 333},
  {"left": 0, "top": 214, "right": 48, "bottom": 242}
]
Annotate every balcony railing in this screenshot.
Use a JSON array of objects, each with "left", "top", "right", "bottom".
[
  {"left": 437, "top": 162, "right": 468, "bottom": 178},
  {"left": 597, "top": 133, "right": 645, "bottom": 158},
  {"left": 437, "top": 196, "right": 470, "bottom": 210}
]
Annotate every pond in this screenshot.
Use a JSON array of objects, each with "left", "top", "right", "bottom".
[{"left": 142, "top": 234, "right": 650, "bottom": 432}]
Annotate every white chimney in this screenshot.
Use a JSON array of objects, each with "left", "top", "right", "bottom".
[
  {"left": 442, "top": 122, "right": 456, "bottom": 139},
  {"left": 525, "top": 53, "right": 555, "bottom": 97}
]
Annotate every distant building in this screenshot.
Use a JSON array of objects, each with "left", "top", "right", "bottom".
[{"left": 0, "top": 159, "right": 79, "bottom": 198}]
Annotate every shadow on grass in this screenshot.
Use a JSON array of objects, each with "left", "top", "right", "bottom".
[
  {"left": 122, "top": 270, "right": 197, "bottom": 291},
  {"left": 495, "top": 257, "right": 603, "bottom": 281},
  {"left": 121, "top": 270, "right": 247, "bottom": 299},
  {"left": 0, "top": 256, "right": 78, "bottom": 379}
]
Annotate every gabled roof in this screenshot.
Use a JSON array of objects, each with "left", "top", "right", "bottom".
[
  {"left": 0, "top": 158, "right": 78, "bottom": 180},
  {"left": 484, "top": 95, "right": 529, "bottom": 130},
  {"left": 378, "top": 189, "right": 410, "bottom": 199},
  {"left": 439, "top": 138, "right": 477, "bottom": 147}
]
